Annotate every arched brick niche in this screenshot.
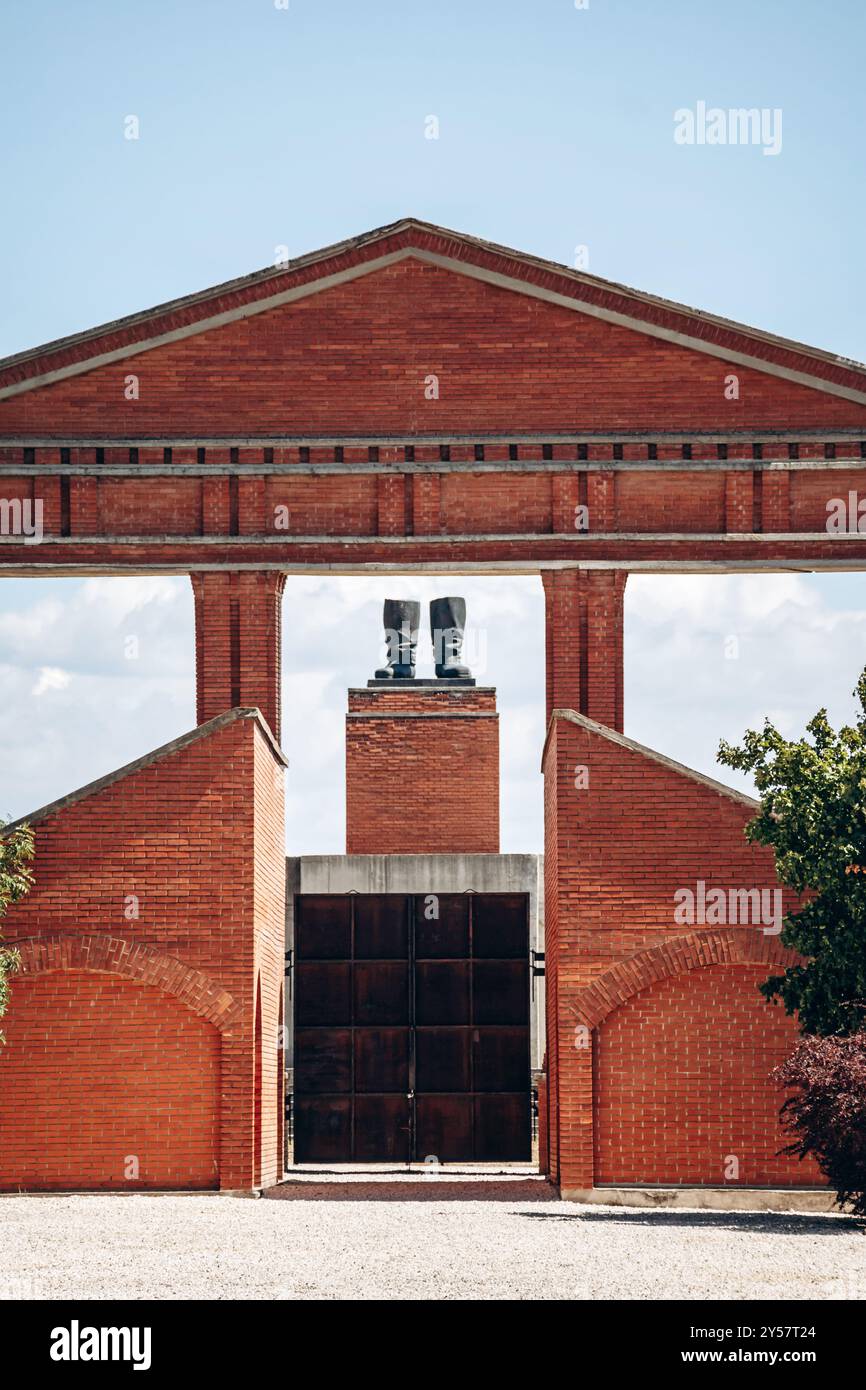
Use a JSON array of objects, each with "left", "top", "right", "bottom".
[
  {"left": 13, "top": 934, "right": 239, "bottom": 1031},
  {"left": 0, "top": 968, "right": 221, "bottom": 1191},
  {"left": 582, "top": 936, "right": 823, "bottom": 1188},
  {"left": 571, "top": 929, "right": 797, "bottom": 1028}
]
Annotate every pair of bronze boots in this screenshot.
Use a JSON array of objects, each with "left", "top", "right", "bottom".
[{"left": 374, "top": 597, "right": 472, "bottom": 680}]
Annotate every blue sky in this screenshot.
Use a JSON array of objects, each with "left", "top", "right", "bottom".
[
  {"left": 3, "top": 0, "right": 865, "bottom": 361},
  {"left": 1, "top": 0, "right": 865, "bottom": 850}
]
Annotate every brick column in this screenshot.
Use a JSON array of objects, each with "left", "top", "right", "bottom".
[
  {"left": 191, "top": 571, "right": 286, "bottom": 741},
  {"left": 542, "top": 568, "right": 627, "bottom": 730}
]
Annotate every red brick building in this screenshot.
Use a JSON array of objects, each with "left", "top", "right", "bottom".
[{"left": 2, "top": 217, "right": 861, "bottom": 1194}]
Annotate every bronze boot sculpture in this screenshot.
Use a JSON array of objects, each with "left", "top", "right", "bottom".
[
  {"left": 374, "top": 598, "right": 420, "bottom": 679},
  {"left": 430, "top": 596, "right": 472, "bottom": 678}
]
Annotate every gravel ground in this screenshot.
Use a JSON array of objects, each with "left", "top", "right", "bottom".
[{"left": 2, "top": 1191, "right": 864, "bottom": 1300}]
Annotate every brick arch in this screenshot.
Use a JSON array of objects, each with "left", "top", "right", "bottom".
[
  {"left": 571, "top": 929, "right": 799, "bottom": 1028},
  {"left": 13, "top": 935, "right": 238, "bottom": 1032}
]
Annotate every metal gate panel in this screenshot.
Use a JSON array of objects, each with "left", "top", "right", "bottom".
[{"left": 293, "top": 892, "right": 530, "bottom": 1162}]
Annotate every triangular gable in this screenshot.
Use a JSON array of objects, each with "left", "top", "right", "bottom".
[
  {"left": 2, "top": 217, "right": 866, "bottom": 409},
  {"left": 3, "top": 707, "right": 286, "bottom": 831},
  {"left": 544, "top": 707, "right": 758, "bottom": 810}
]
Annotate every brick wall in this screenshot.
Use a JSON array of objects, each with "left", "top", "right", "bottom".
[
  {"left": 0, "top": 708, "right": 286, "bottom": 1192},
  {"left": 345, "top": 686, "right": 499, "bottom": 854},
  {"left": 543, "top": 709, "right": 821, "bottom": 1192}
]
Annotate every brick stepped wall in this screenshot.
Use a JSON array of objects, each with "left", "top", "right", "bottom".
[
  {"left": 543, "top": 709, "right": 821, "bottom": 1192},
  {"left": 0, "top": 709, "right": 285, "bottom": 1192}
]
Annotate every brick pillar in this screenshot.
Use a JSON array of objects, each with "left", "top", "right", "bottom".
[
  {"left": 191, "top": 571, "right": 286, "bottom": 741},
  {"left": 542, "top": 568, "right": 627, "bottom": 730}
]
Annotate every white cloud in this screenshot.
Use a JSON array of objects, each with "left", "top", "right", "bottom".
[
  {"left": 626, "top": 573, "right": 866, "bottom": 794},
  {"left": 31, "top": 666, "right": 72, "bottom": 697},
  {"left": 0, "top": 577, "right": 194, "bottom": 823}
]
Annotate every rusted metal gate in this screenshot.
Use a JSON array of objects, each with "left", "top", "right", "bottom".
[{"left": 293, "top": 893, "right": 530, "bottom": 1162}]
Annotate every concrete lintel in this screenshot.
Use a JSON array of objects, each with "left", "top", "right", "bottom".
[
  {"left": 291, "top": 852, "right": 541, "bottom": 895},
  {"left": 3, "top": 455, "right": 866, "bottom": 478},
  {"left": 4, "top": 529, "right": 866, "bottom": 547},
  {"left": 3, "top": 559, "right": 865, "bottom": 580}
]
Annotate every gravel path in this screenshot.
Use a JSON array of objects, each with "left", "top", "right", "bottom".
[{"left": 2, "top": 1192, "right": 864, "bottom": 1300}]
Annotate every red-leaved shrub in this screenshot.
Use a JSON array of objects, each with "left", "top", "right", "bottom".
[{"left": 774, "top": 1033, "right": 866, "bottom": 1215}]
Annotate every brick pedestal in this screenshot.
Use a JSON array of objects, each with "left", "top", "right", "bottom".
[{"left": 345, "top": 683, "right": 500, "bottom": 854}]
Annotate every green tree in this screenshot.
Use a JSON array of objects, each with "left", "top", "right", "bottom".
[
  {"left": 717, "top": 672, "right": 866, "bottom": 1037},
  {"left": 0, "top": 821, "right": 34, "bottom": 1041}
]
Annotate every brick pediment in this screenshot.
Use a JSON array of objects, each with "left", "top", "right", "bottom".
[{"left": 2, "top": 218, "right": 866, "bottom": 435}]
